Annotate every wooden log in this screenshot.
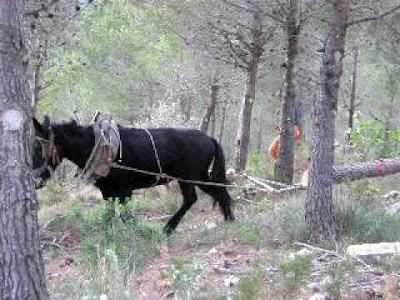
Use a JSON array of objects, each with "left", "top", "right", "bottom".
[{"left": 333, "top": 157, "right": 400, "bottom": 184}]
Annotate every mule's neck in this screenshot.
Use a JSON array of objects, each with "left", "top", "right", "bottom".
[{"left": 56, "top": 128, "right": 95, "bottom": 170}]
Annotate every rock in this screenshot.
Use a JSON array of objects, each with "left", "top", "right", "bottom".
[
  {"left": 382, "top": 190, "right": 400, "bottom": 203},
  {"left": 207, "top": 247, "right": 218, "bottom": 255},
  {"left": 346, "top": 242, "right": 400, "bottom": 261},
  {"left": 307, "top": 282, "right": 322, "bottom": 293},
  {"left": 205, "top": 221, "right": 217, "bottom": 230},
  {"left": 290, "top": 248, "right": 313, "bottom": 260},
  {"left": 382, "top": 191, "right": 400, "bottom": 215},
  {"left": 213, "top": 266, "right": 233, "bottom": 275},
  {"left": 345, "top": 288, "right": 376, "bottom": 300},
  {"left": 308, "top": 293, "right": 328, "bottom": 300},
  {"left": 320, "top": 276, "right": 333, "bottom": 290},
  {"left": 224, "top": 275, "right": 240, "bottom": 287}
]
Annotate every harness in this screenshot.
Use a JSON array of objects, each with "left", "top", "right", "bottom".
[
  {"left": 34, "top": 132, "right": 61, "bottom": 177},
  {"left": 80, "top": 112, "right": 121, "bottom": 182}
]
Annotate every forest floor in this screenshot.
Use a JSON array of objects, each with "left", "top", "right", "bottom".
[{"left": 38, "top": 177, "right": 400, "bottom": 300}]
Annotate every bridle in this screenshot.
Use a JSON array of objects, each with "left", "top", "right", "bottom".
[{"left": 33, "top": 131, "right": 61, "bottom": 178}]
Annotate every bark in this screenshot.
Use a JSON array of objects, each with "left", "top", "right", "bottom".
[
  {"left": 199, "top": 77, "right": 219, "bottom": 133},
  {"left": 0, "top": 1, "right": 48, "bottom": 299},
  {"left": 274, "top": 0, "right": 300, "bottom": 184},
  {"left": 306, "top": 0, "right": 350, "bottom": 243},
  {"left": 210, "top": 108, "right": 216, "bottom": 137},
  {"left": 333, "top": 157, "right": 400, "bottom": 184},
  {"left": 218, "top": 97, "right": 227, "bottom": 144},
  {"left": 256, "top": 109, "right": 262, "bottom": 154},
  {"left": 348, "top": 47, "right": 358, "bottom": 133},
  {"left": 179, "top": 85, "right": 191, "bottom": 124},
  {"left": 233, "top": 11, "right": 262, "bottom": 172},
  {"left": 383, "top": 94, "right": 395, "bottom": 155}
]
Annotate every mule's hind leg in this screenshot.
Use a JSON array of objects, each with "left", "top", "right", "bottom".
[
  {"left": 198, "top": 185, "right": 235, "bottom": 221},
  {"left": 164, "top": 182, "right": 198, "bottom": 235}
]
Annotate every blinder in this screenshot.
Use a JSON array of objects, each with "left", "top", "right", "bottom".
[{"left": 33, "top": 131, "right": 61, "bottom": 186}]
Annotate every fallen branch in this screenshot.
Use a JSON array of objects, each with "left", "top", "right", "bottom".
[
  {"left": 242, "top": 173, "right": 291, "bottom": 188},
  {"left": 41, "top": 240, "right": 68, "bottom": 254},
  {"left": 295, "top": 242, "right": 374, "bottom": 272},
  {"left": 333, "top": 157, "right": 400, "bottom": 184},
  {"left": 241, "top": 174, "right": 275, "bottom": 191},
  {"left": 294, "top": 242, "right": 344, "bottom": 259}
]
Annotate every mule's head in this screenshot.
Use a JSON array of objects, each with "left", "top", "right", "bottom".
[{"left": 32, "top": 116, "right": 61, "bottom": 188}]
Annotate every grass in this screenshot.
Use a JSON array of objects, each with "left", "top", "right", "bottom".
[
  {"left": 233, "top": 271, "right": 266, "bottom": 300},
  {"left": 37, "top": 166, "right": 400, "bottom": 299},
  {"left": 43, "top": 199, "right": 164, "bottom": 300},
  {"left": 161, "top": 257, "right": 205, "bottom": 299},
  {"left": 278, "top": 256, "right": 312, "bottom": 297}
]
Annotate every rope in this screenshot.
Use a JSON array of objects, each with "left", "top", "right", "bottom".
[
  {"left": 143, "top": 128, "right": 163, "bottom": 185},
  {"left": 79, "top": 130, "right": 104, "bottom": 180},
  {"left": 111, "top": 163, "right": 237, "bottom": 188}
]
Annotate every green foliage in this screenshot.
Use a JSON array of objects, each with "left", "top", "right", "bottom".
[
  {"left": 349, "top": 113, "right": 400, "bottom": 159},
  {"left": 233, "top": 271, "right": 265, "bottom": 300},
  {"left": 40, "top": 0, "right": 190, "bottom": 123},
  {"left": 48, "top": 200, "right": 163, "bottom": 299},
  {"left": 272, "top": 196, "right": 308, "bottom": 244},
  {"left": 335, "top": 193, "right": 400, "bottom": 243},
  {"left": 161, "top": 258, "right": 205, "bottom": 300},
  {"left": 246, "top": 151, "right": 273, "bottom": 178},
  {"left": 279, "top": 256, "right": 312, "bottom": 296}
]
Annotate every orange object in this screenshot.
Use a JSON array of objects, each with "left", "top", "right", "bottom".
[
  {"left": 294, "top": 126, "right": 302, "bottom": 142},
  {"left": 269, "top": 126, "right": 302, "bottom": 160},
  {"left": 269, "top": 136, "right": 280, "bottom": 160}
]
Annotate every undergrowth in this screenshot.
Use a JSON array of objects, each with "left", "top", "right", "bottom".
[{"left": 46, "top": 200, "right": 164, "bottom": 299}]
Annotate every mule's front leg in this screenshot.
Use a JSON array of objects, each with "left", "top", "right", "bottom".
[{"left": 164, "top": 183, "right": 197, "bottom": 235}]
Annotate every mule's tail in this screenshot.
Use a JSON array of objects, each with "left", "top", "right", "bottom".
[
  {"left": 207, "top": 138, "right": 234, "bottom": 221},
  {"left": 210, "top": 138, "right": 228, "bottom": 183}
]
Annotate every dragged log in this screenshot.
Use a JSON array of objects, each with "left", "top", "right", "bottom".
[{"left": 333, "top": 157, "right": 400, "bottom": 184}]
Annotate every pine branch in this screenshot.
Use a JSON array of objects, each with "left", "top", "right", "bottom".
[{"left": 347, "top": 4, "right": 400, "bottom": 27}]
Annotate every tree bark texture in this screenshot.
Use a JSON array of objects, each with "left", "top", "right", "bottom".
[
  {"left": 383, "top": 94, "right": 395, "bottom": 155},
  {"left": 333, "top": 157, "right": 400, "bottom": 184},
  {"left": 233, "top": 11, "right": 262, "bottom": 172},
  {"left": 306, "top": 0, "right": 350, "bottom": 243},
  {"left": 199, "top": 77, "right": 219, "bottom": 134},
  {"left": 0, "top": 1, "right": 49, "bottom": 299},
  {"left": 218, "top": 97, "right": 227, "bottom": 144},
  {"left": 275, "top": 0, "right": 300, "bottom": 184},
  {"left": 348, "top": 47, "right": 358, "bottom": 133}
]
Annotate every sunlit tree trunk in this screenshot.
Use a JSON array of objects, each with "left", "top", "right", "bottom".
[
  {"left": 218, "top": 97, "right": 227, "bottom": 144},
  {"left": 0, "top": 1, "right": 48, "bottom": 299},
  {"left": 199, "top": 76, "right": 219, "bottom": 133},
  {"left": 233, "top": 11, "right": 262, "bottom": 172},
  {"left": 348, "top": 47, "right": 358, "bottom": 134},
  {"left": 275, "top": 0, "right": 300, "bottom": 184},
  {"left": 306, "top": 0, "right": 350, "bottom": 243}
]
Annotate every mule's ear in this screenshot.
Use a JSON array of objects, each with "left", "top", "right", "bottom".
[
  {"left": 33, "top": 118, "right": 44, "bottom": 136},
  {"left": 43, "top": 115, "right": 51, "bottom": 131},
  {"left": 33, "top": 117, "right": 49, "bottom": 138}
]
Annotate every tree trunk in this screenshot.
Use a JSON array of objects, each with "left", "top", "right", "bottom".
[
  {"left": 210, "top": 107, "right": 216, "bottom": 137},
  {"left": 348, "top": 47, "right": 358, "bottom": 134},
  {"left": 306, "top": 0, "right": 350, "bottom": 243},
  {"left": 274, "top": 0, "right": 300, "bottom": 184},
  {"left": 199, "top": 77, "right": 219, "bottom": 133},
  {"left": 0, "top": 1, "right": 49, "bottom": 299},
  {"left": 233, "top": 11, "right": 262, "bottom": 172},
  {"left": 256, "top": 108, "right": 262, "bottom": 154},
  {"left": 383, "top": 94, "right": 395, "bottom": 156},
  {"left": 333, "top": 157, "right": 400, "bottom": 184},
  {"left": 218, "top": 97, "right": 227, "bottom": 144}
]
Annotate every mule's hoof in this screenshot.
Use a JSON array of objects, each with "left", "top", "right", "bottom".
[
  {"left": 163, "top": 226, "right": 174, "bottom": 236},
  {"left": 226, "top": 214, "right": 235, "bottom": 221}
]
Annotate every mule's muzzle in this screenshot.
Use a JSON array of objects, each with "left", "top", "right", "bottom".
[{"left": 34, "top": 177, "right": 46, "bottom": 189}]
